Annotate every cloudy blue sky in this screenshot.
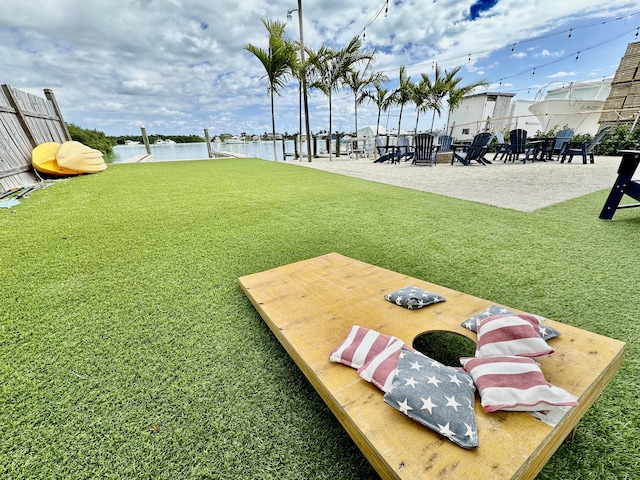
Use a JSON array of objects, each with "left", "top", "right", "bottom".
[{"left": 1, "top": 0, "right": 638, "bottom": 137}]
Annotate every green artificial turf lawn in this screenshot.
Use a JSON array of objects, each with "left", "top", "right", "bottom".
[{"left": 1, "top": 158, "right": 639, "bottom": 479}]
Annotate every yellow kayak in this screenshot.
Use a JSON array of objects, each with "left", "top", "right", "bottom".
[
  {"left": 32, "top": 142, "right": 82, "bottom": 176},
  {"left": 56, "top": 141, "right": 107, "bottom": 173}
]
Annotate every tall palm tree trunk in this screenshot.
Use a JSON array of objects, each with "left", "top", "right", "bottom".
[
  {"left": 270, "top": 90, "right": 278, "bottom": 161},
  {"left": 328, "top": 92, "right": 333, "bottom": 161},
  {"left": 354, "top": 97, "right": 358, "bottom": 138}
]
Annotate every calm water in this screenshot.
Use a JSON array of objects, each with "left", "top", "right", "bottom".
[{"left": 109, "top": 140, "right": 297, "bottom": 163}]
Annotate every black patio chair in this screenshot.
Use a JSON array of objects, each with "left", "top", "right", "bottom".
[
  {"left": 504, "top": 129, "right": 528, "bottom": 163},
  {"left": 373, "top": 137, "right": 396, "bottom": 163},
  {"left": 452, "top": 132, "right": 494, "bottom": 165},
  {"left": 493, "top": 131, "right": 511, "bottom": 161},
  {"left": 412, "top": 133, "right": 436, "bottom": 166},
  {"left": 549, "top": 128, "right": 574, "bottom": 160},
  {"left": 561, "top": 126, "right": 611, "bottom": 164}
]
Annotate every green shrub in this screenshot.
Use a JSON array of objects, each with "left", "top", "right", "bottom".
[
  {"left": 67, "top": 123, "right": 116, "bottom": 154},
  {"left": 526, "top": 124, "right": 640, "bottom": 156},
  {"left": 595, "top": 124, "right": 640, "bottom": 155}
]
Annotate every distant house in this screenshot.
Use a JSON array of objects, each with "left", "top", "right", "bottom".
[{"left": 447, "top": 92, "right": 515, "bottom": 141}]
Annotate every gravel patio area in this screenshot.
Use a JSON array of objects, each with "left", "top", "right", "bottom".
[{"left": 289, "top": 154, "right": 625, "bottom": 212}]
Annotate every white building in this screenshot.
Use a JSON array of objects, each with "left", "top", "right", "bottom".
[
  {"left": 447, "top": 80, "right": 611, "bottom": 141},
  {"left": 447, "top": 92, "right": 514, "bottom": 141}
]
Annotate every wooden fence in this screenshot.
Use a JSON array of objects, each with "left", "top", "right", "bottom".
[{"left": 0, "top": 84, "right": 70, "bottom": 193}]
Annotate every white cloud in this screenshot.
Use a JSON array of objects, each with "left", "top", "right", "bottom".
[
  {"left": 537, "top": 49, "right": 565, "bottom": 57},
  {"left": 0, "top": 0, "right": 636, "bottom": 135},
  {"left": 547, "top": 71, "right": 577, "bottom": 78}
]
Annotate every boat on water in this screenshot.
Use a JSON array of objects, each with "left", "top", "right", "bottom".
[
  {"left": 124, "top": 139, "right": 140, "bottom": 145},
  {"left": 224, "top": 135, "right": 245, "bottom": 144},
  {"left": 528, "top": 79, "right": 612, "bottom": 135},
  {"left": 154, "top": 138, "right": 176, "bottom": 145},
  {"left": 32, "top": 141, "right": 107, "bottom": 175}
]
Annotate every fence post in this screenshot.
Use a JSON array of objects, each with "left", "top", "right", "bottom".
[
  {"left": 140, "top": 126, "right": 151, "bottom": 154},
  {"left": 43, "top": 88, "right": 71, "bottom": 141},
  {"left": 204, "top": 129, "right": 213, "bottom": 158},
  {"left": 2, "top": 84, "right": 37, "bottom": 149}
]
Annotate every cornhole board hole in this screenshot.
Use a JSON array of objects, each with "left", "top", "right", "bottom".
[{"left": 238, "top": 253, "right": 625, "bottom": 480}]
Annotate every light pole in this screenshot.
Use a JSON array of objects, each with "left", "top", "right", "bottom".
[{"left": 288, "top": 2, "right": 312, "bottom": 162}]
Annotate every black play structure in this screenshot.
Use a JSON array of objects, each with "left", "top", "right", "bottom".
[{"left": 599, "top": 150, "right": 640, "bottom": 220}]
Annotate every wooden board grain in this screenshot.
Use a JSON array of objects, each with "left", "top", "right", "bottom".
[{"left": 239, "top": 253, "right": 625, "bottom": 480}]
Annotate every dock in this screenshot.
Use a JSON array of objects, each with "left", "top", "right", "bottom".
[{"left": 121, "top": 154, "right": 154, "bottom": 163}]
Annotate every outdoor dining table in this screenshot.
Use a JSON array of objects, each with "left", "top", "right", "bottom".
[
  {"left": 525, "top": 138, "right": 554, "bottom": 162},
  {"left": 451, "top": 142, "right": 472, "bottom": 152}
]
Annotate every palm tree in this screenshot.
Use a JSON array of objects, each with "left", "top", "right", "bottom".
[
  {"left": 362, "top": 81, "right": 394, "bottom": 136},
  {"left": 422, "top": 65, "right": 450, "bottom": 133},
  {"left": 308, "top": 37, "right": 374, "bottom": 160},
  {"left": 392, "top": 66, "right": 413, "bottom": 138},
  {"left": 245, "top": 19, "right": 297, "bottom": 161},
  {"left": 343, "top": 56, "right": 387, "bottom": 136},
  {"left": 444, "top": 67, "right": 488, "bottom": 135},
  {"left": 287, "top": 37, "right": 313, "bottom": 162},
  {"left": 412, "top": 74, "right": 435, "bottom": 137}
]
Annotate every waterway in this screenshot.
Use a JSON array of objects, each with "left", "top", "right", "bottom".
[{"left": 109, "top": 140, "right": 297, "bottom": 163}]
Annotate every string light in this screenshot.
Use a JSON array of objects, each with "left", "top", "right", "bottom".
[
  {"left": 357, "top": 0, "right": 390, "bottom": 39},
  {"left": 348, "top": 5, "right": 638, "bottom": 98},
  {"left": 388, "top": 11, "right": 640, "bottom": 78},
  {"left": 481, "top": 26, "right": 636, "bottom": 86}
]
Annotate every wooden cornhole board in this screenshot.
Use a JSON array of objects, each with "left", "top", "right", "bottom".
[{"left": 238, "top": 253, "right": 625, "bottom": 480}]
